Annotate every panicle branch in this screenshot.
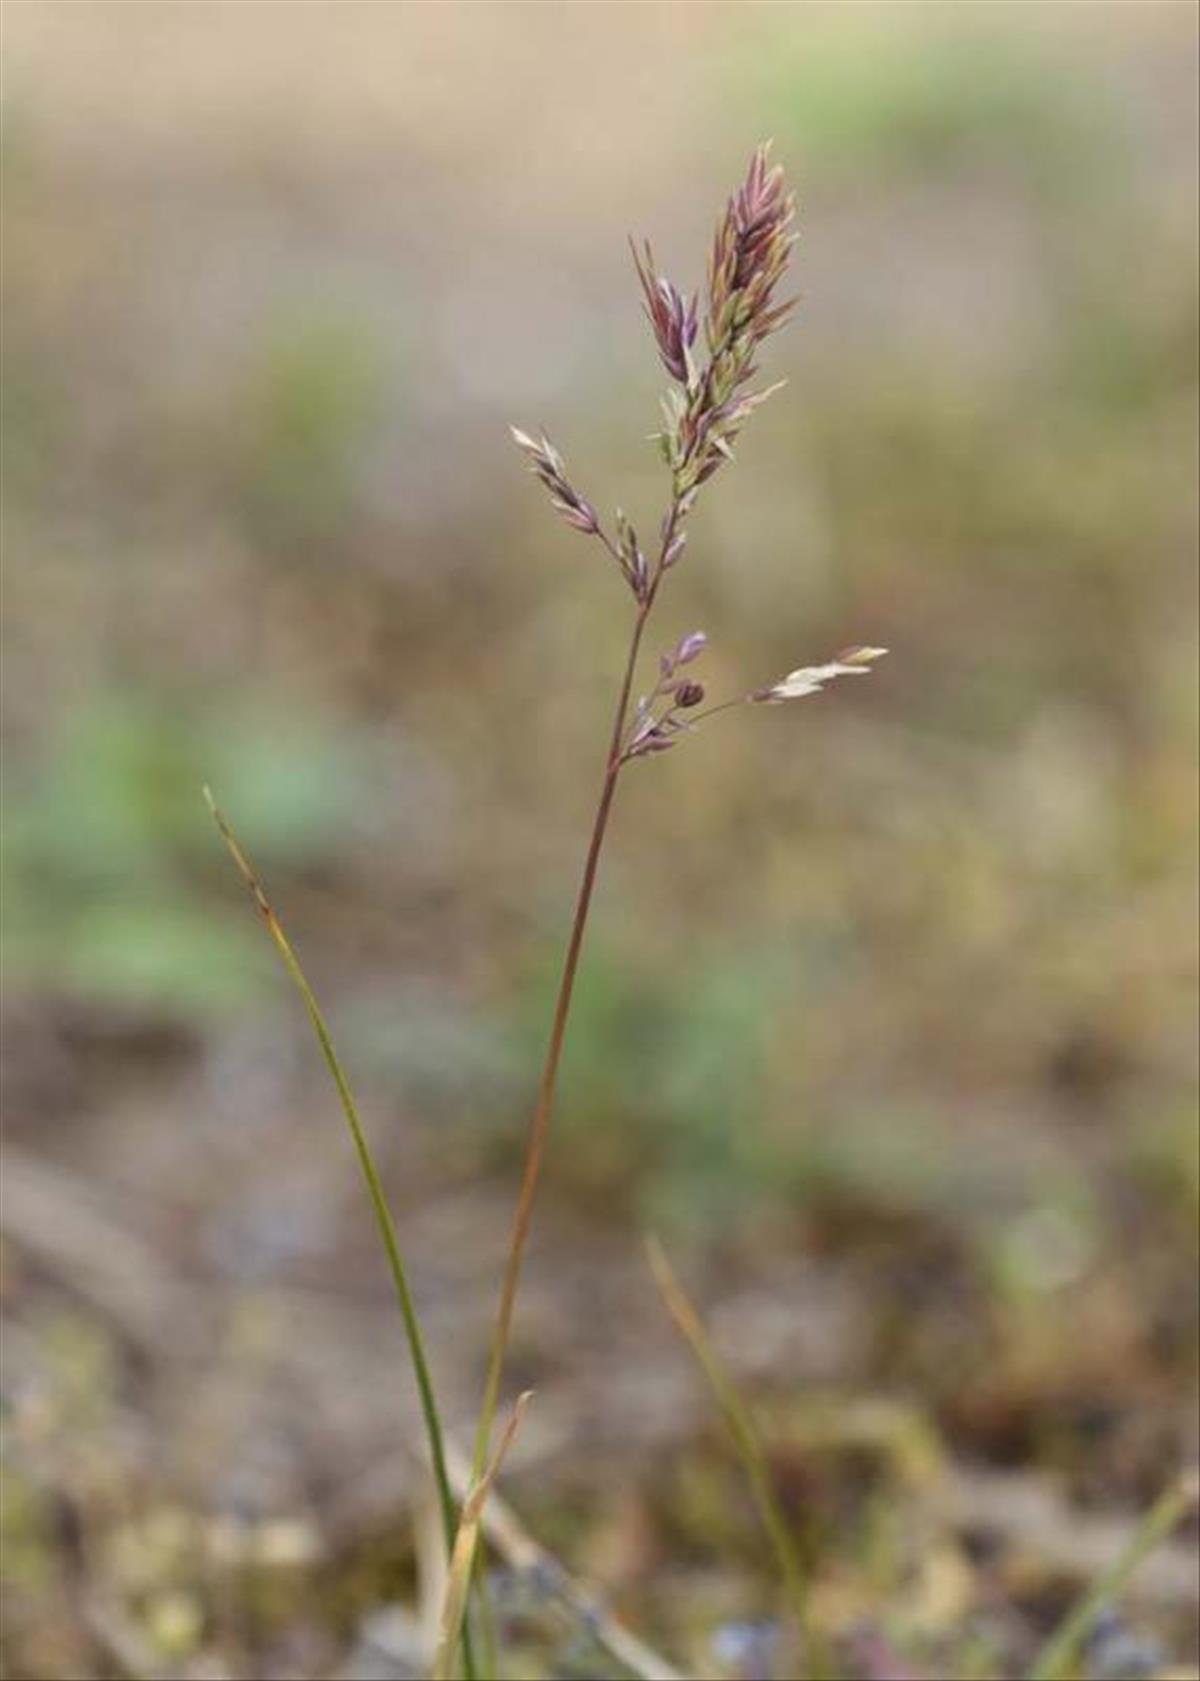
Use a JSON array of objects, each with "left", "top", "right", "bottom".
[{"left": 622, "top": 644, "right": 888, "bottom": 764}]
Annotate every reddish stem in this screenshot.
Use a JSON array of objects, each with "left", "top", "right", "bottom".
[{"left": 470, "top": 506, "right": 679, "bottom": 1480}]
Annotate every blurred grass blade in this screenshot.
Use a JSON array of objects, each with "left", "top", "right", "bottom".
[
  {"left": 1028, "top": 1471, "right": 1199, "bottom": 1681},
  {"left": 204, "top": 786, "right": 475, "bottom": 1679},
  {"left": 433, "top": 1392, "right": 532, "bottom": 1681},
  {"left": 646, "top": 1236, "right": 826, "bottom": 1680}
]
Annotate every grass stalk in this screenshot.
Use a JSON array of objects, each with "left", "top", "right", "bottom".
[
  {"left": 1027, "top": 1471, "right": 1199, "bottom": 1681},
  {"left": 460, "top": 591, "right": 656, "bottom": 1677},
  {"left": 204, "top": 787, "right": 476, "bottom": 1681},
  {"left": 432, "top": 1393, "right": 532, "bottom": 1681},
  {"left": 469, "top": 585, "right": 655, "bottom": 1484},
  {"left": 646, "top": 1235, "right": 827, "bottom": 1681}
]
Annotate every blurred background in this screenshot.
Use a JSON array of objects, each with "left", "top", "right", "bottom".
[{"left": 3, "top": 4, "right": 1197, "bottom": 1678}]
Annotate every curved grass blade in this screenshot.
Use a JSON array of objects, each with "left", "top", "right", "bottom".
[
  {"left": 647, "top": 1235, "right": 827, "bottom": 1680},
  {"left": 204, "top": 786, "right": 475, "bottom": 1680},
  {"left": 1028, "top": 1471, "right": 1199, "bottom": 1681}
]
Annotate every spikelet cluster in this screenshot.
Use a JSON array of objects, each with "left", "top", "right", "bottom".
[{"left": 658, "top": 143, "right": 797, "bottom": 509}]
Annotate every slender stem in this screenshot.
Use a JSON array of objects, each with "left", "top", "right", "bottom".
[
  {"left": 458, "top": 503, "right": 680, "bottom": 1681},
  {"left": 646, "top": 1237, "right": 826, "bottom": 1681},
  {"left": 470, "top": 601, "right": 650, "bottom": 1476},
  {"left": 464, "top": 603, "right": 650, "bottom": 1679},
  {"left": 442, "top": 1439, "right": 683, "bottom": 1681},
  {"left": 470, "top": 503, "right": 681, "bottom": 1483},
  {"left": 1027, "top": 1472, "right": 1198, "bottom": 1681},
  {"left": 432, "top": 1393, "right": 532, "bottom": 1681},
  {"left": 204, "top": 790, "right": 476, "bottom": 1681},
  {"left": 685, "top": 692, "right": 753, "bottom": 730}
]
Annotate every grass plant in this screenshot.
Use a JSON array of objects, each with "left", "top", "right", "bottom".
[{"left": 211, "top": 146, "right": 889, "bottom": 1679}]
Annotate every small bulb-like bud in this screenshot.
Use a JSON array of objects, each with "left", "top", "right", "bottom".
[{"left": 675, "top": 681, "right": 705, "bottom": 708}]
